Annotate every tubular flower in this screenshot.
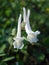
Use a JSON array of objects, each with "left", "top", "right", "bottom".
[
  {"left": 23, "top": 7, "right": 40, "bottom": 43},
  {"left": 13, "top": 14, "right": 24, "bottom": 49}
]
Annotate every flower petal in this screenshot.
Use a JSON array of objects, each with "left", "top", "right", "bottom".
[{"left": 16, "top": 14, "right": 22, "bottom": 37}]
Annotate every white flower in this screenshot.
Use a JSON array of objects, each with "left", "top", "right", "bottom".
[
  {"left": 13, "top": 14, "right": 24, "bottom": 49},
  {"left": 23, "top": 7, "right": 40, "bottom": 43}
]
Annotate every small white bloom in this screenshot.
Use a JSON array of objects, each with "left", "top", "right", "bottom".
[
  {"left": 23, "top": 7, "right": 40, "bottom": 43},
  {"left": 13, "top": 37, "right": 24, "bottom": 49},
  {"left": 13, "top": 14, "right": 24, "bottom": 49}
]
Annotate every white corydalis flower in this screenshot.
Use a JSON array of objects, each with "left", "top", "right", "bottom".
[
  {"left": 13, "top": 14, "right": 24, "bottom": 49},
  {"left": 23, "top": 7, "right": 40, "bottom": 43}
]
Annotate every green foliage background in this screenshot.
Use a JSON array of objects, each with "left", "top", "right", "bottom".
[{"left": 0, "top": 0, "right": 49, "bottom": 65}]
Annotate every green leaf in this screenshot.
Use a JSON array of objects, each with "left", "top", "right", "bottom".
[
  {"left": 2, "top": 56, "right": 15, "bottom": 62},
  {"left": 0, "top": 53, "right": 6, "bottom": 57},
  {"left": 37, "top": 53, "right": 45, "bottom": 61},
  {"left": 11, "top": 28, "right": 16, "bottom": 36},
  {"left": 7, "top": 37, "right": 13, "bottom": 46},
  {"left": 5, "top": 9, "right": 11, "bottom": 17},
  {"left": 0, "top": 62, "right": 7, "bottom": 65},
  {"left": 0, "top": 44, "right": 6, "bottom": 53}
]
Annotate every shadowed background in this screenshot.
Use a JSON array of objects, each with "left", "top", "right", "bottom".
[{"left": 0, "top": 0, "right": 49, "bottom": 65}]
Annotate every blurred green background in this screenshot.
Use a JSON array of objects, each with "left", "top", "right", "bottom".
[{"left": 0, "top": 0, "right": 49, "bottom": 65}]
